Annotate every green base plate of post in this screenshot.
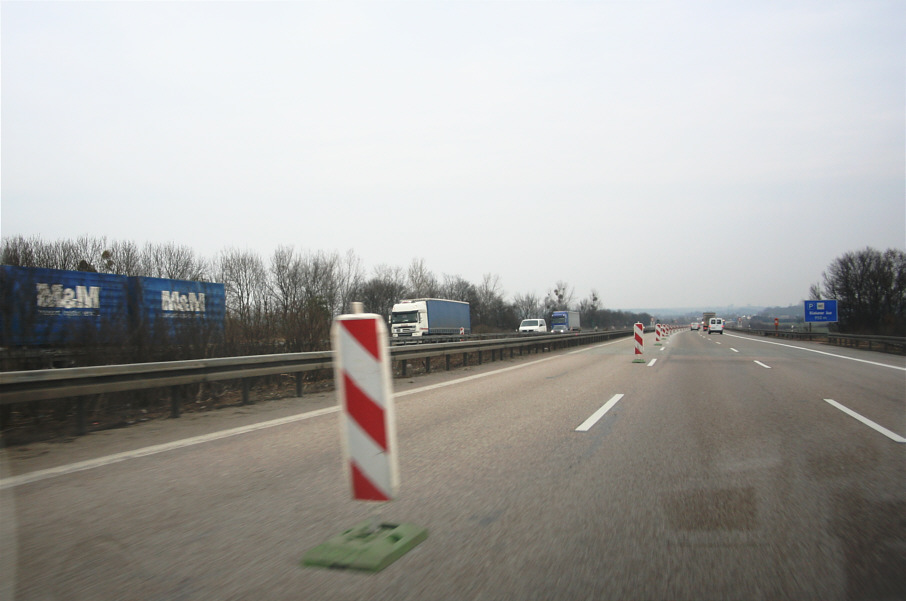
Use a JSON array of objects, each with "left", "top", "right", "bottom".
[{"left": 302, "top": 521, "right": 428, "bottom": 572}]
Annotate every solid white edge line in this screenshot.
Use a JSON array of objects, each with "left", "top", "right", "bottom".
[
  {"left": 754, "top": 361, "right": 772, "bottom": 369},
  {"left": 823, "top": 398, "right": 906, "bottom": 443},
  {"left": 576, "top": 394, "right": 625, "bottom": 432},
  {"left": 724, "top": 333, "right": 906, "bottom": 371},
  {"left": 0, "top": 406, "right": 340, "bottom": 491},
  {"left": 2, "top": 336, "right": 634, "bottom": 489}
]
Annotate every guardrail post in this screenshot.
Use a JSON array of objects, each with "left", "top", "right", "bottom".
[
  {"left": 401, "top": 359, "right": 408, "bottom": 377},
  {"left": 296, "top": 373, "right": 304, "bottom": 397},
  {"left": 445, "top": 355, "right": 451, "bottom": 371},
  {"left": 425, "top": 357, "right": 431, "bottom": 374},
  {"left": 170, "top": 386, "right": 181, "bottom": 418},
  {"left": 76, "top": 396, "right": 87, "bottom": 436},
  {"left": 242, "top": 379, "right": 251, "bottom": 405}
]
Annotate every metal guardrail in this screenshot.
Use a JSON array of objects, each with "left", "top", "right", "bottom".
[
  {"left": 731, "top": 328, "right": 906, "bottom": 354},
  {"left": 0, "top": 329, "right": 634, "bottom": 435},
  {"left": 390, "top": 329, "right": 632, "bottom": 376},
  {"left": 825, "top": 333, "right": 906, "bottom": 353}
]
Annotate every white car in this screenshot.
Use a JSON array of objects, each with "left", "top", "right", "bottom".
[
  {"left": 708, "top": 318, "right": 725, "bottom": 334},
  {"left": 519, "top": 319, "right": 547, "bottom": 333},
  {"left": 691, "top": 322, "right": 700, "bottom": 331}
]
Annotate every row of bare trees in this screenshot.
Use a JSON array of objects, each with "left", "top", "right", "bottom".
[
  {"left": 2, "top": 236, "right": 517, "bottom": 353},
  {"left": 2, "top": 235, "right": 208, "bottom": 280},
  {"left": 2, "top": 235, "right": 651, "bottom": 356}
]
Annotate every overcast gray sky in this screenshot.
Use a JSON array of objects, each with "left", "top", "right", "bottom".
[{"left": 2, "top": 1, "right": 903, "bottom": 310}]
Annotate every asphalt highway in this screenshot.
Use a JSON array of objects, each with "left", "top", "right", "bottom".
[{"left": 2, "top": 330, "right": 904, "bottom": 600}]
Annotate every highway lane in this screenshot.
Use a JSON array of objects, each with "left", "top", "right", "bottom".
[
  {"left": 701, "top": 330, "right": 905, "bottom": 440},
  {"left": 1, "top": 331, "right": 904, "bottom": 600},
  {"left": 652, "top": 331, "right": 904, "bottom": 600}
]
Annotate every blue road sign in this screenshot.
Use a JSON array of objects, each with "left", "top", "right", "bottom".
[{"left": 804, "top": 300, "right": 838, "bottom": 323}]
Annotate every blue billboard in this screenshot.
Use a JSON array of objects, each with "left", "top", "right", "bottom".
[
  {"left": 0, "top": 266, "right": 225, "bottom": 347},
  {"left": 130, "top": 276, "right": 226, "bottom": 342},
  {"left": 1, "top": 266, "right": 131, "bottom": 347},
  {"left": 804, "top": 300, "right": 838, "bottom": 323}
]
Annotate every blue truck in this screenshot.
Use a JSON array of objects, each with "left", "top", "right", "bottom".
[
  {"left": 550, "top": 310, "right": 581, "bottom": 333},
  {"left": 390, "top": 298, "right": 471, "bottom": 338},
  {"left": 0, "top": 265, "right": 225, "bottom": 347}
]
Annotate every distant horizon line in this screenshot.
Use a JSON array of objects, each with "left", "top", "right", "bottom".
[{"left": 623, "top": 303, "right": 805, "bottom": 315}]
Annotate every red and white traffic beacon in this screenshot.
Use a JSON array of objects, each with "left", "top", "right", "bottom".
[
  {"left": 333, "top": 306, "right": 399, "bottom": 501},
  {"left": 302, "top": 302, "right": 426, "bottom": 573},
  {"left": 632, "top": 322, "right": 646, "bottom": 363}
]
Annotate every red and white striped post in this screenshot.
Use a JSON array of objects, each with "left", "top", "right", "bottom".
[
  {"left": 303, "top": 305, "right": 428, "bottom": 572},
  {"left": 633, "top": 322, "right": 645, "bottom": 362},
  {"left": 655, "top": 323, "right": 663, "bottom": 345},
  {"left": 331, "top": 310, "right": 399, "bottom": 502}
]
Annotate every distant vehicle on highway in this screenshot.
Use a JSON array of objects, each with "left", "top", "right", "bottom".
[
  {"left": 551, "top": 325, "right": 568, "bottom": 333},
  {"left": 390, "top": 298, "right": 471, "bottom": 338},
  {"left": 518, "top": 319, "right": 547, "bottom": 333},
  {"left": 708, "top": 318, "right": 725, "bottom": 334},
  {"left": 691, "top": 322, "right": 700, "bottom": 330},
  {"left": 551, "top": 310, "right": 581, "bottom": 332},
  {"left": 702, "top": 311, "right": 716, "bottom": 332}
]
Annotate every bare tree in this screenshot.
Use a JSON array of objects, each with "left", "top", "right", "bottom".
[
  {"left": 267, "top": 247, "right": 366, "bottom": 350},
  {"left": 269, "top": 245, "right": 304, "bottom": 318},
  {"left": 45, "top": 239, "right": 81, "bottom": 271},
  {"left": 438, "top": 274, "right": 477, "bottom": 304},
  {"left": 336, "top": 249, "right": 365, "bottom": 315},
  {"left": 104, "top": 240, "right": 144, "bottom": 276},
  {"left": 73, "top": 235, "right": 109, "bottom": 272},
  {"left": 407, "top": 257, "right": 439, "bottom": 298},
  {"left": 474, "top": 273, "right": 505, "bottom": 328},
  {"left": 217, "top": 247, "right": 268, "bottom": 345},
  {"left": 267, "top": 246, "right": 319, "bottom": 351},
  {"left": 577, "top": 289, "right": 600, "bottom": 329},
  {"left": 512, "top": 292, "right": 543, "bottom": 321},
  {"left": 808, "top": 282, "right": 822, "bottom": 301},
  {"left": 544, "top": 281, "right": 575, "bottom": 312},
  {"left": 1, "top": 235, "right": 40, "bottom": 267},
  {"left": 360, "top": 264, "right": 408, "bottom": 320},
  {"left": 302, "top": 251, "right": 340, "bottom": 318},
  {"left": 143, "top": 242, "right": 209, "bottom": 281}
]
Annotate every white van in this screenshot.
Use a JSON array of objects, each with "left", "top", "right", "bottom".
[
  {"left": 519, "top": 319, "right": 547, "bottom": 333},
  {"left": 708, "top": 317, "right": 725, "bottom": 334}
]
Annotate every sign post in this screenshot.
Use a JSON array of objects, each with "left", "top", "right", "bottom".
[{"left": 302, "top": 307, "right": 427, "bottom": 572}]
